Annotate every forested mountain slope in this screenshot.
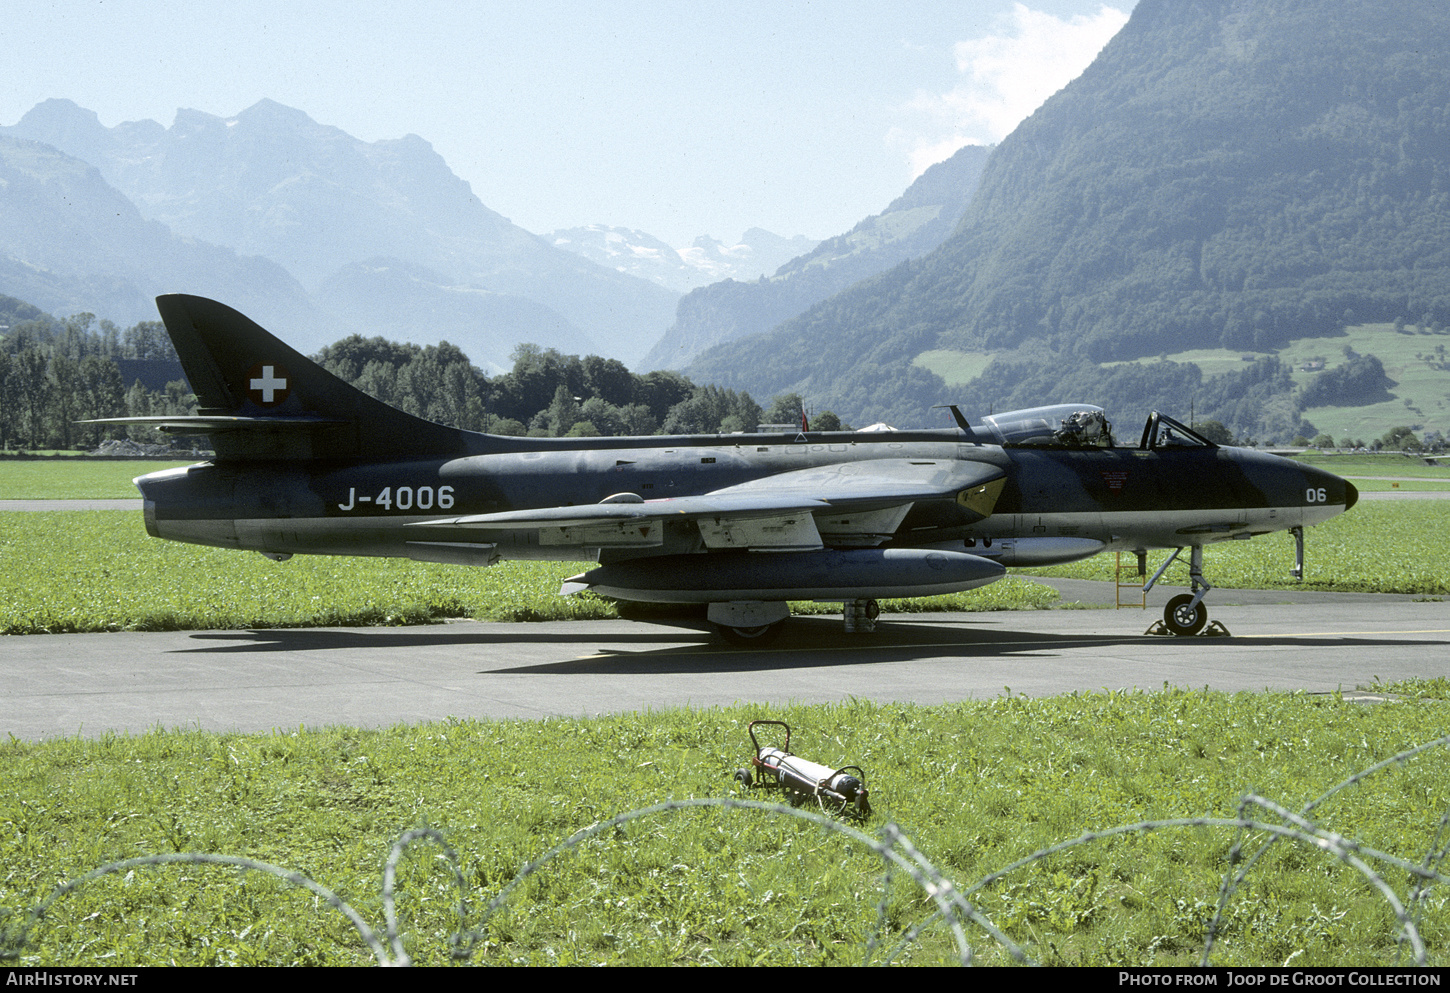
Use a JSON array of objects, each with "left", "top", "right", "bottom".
[
  {"left": 687, "top": 0, "right": 1450, "bottom": 431},
  {"left": 643, "top": 144, "right": 989, "bottom": 371}
]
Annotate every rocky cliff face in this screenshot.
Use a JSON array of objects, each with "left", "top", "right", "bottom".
[{"left": 0, "top": 133, "right": 315, "bottom": 334}]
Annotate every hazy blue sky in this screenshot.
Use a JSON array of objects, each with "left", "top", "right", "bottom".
[{"left": 3, "top": 1, "right": 1134, "bottom": 246}]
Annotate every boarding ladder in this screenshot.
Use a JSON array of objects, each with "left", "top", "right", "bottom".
[{"left": 1115, "top": 552, "right": 1147, "bottom": 609}]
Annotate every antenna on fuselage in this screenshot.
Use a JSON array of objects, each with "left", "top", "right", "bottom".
[{"left": 933, "top": 404, "right": 972, "bottom": 433}]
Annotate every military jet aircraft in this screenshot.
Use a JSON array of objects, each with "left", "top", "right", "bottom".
[{"left": 90, "top": 295, "right": 1357, "bottom": 644}]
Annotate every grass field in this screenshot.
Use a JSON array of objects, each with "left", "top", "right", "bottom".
[
  {"left": 2, "top": 692, "right": 1446, "bottom": 966},
  {"left": 0, "top": 460, "right": 194, "bottom": 499},
  {"left": 2, "top": 490, "right": 1445, "bottom": 634},
  {"left": 2, "top": 500, "right": 1445, "bottom": 635},
  {"left": 0, "top": 511, "right": 1060, "bottom": 635},
  {"left": 1, "top": 450, "right": 1445, "bottom": 634},
  {"left": 1291, "top": 452, "right": 1450, "bottom": 479},
  {"left": 1328, "top": 478, "right": 1450, "bottom": 492},
  {"left": 3, "top": 464, "right": 1448, "bottom": 967},
  {"left": 911, "top": 349, "right": 994, "bottom": 388},
  {"left": 1019, "top": 501, "right": 1449, "bottom": 595}
]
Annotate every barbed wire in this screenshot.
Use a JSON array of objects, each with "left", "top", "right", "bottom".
[{"left": 4, "top": 735, "right": 1448, "bottom": 967}]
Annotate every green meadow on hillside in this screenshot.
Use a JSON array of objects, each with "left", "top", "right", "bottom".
[{"left": 912, "top": 323, "right": 1450, "bottom": 441}]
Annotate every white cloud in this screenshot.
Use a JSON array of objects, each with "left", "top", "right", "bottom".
[{"left": 891, "top": 4, "right": 1130, "bottom": 176}]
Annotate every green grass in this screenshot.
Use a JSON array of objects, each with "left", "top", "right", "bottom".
[
  {"left": 0, "top": 460, "right": 195, "bottom": 499},
  {"left": 1328, "top": 478, "right": 1450, "bottom": 492},
  {"left": 2, "top": 692, "right": 1447, "bottom": 966},
  {"left": 911, "top": 349, "right": 995, "bottom": 387},
  {"left": 1292, "top": 452, "right": 1450, "bottom": 480},
  {"left": 0, "top": 511, "right": 1058, "bottom": 634},
  {"left": 1293, "top": 325, "right": 1450, "bottom": 441},
  {"left": 1, "top": 499, "right": 1444, "bottom": 635},
  {"left": 1101, "top": 347, "right": 1279, "bottom": 376},
  {"left": 1373, "top": 676, "right": 1450, "bottom": 701},
  {"left": 1022, "top": 502, "right": 1450, "bottom": 595}
]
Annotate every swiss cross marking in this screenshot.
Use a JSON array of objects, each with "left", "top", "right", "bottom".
[{"left": 246, "top": 363, "right": 290, "bottom": 405}]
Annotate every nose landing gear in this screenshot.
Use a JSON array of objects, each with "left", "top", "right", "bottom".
[{"left": 1145, "top": 545, "right": 1228, "bottom": 637}]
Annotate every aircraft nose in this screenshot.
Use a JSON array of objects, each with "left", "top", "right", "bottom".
[{"left": 1344, "top": 479, "right": 1358, "bottom": 510}]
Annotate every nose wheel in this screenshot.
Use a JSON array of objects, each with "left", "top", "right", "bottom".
[
  {"left": 1147, "top": 545, "right": 1218, "bottom": 637},
  {"left": 1163, "top": 593, "right": 1208, "bottom": 637}
]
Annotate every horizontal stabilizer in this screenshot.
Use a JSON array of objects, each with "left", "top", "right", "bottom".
[{"left": 79, "top": 415, "right": 347, "bottom": 433}]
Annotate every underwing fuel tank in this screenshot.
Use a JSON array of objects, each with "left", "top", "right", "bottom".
[{"left": 563, "top": 548, "right": 1005, "bottom": 603}]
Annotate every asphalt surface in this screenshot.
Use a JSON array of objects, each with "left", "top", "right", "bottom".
[{"left": 4, "top": 580, "right": 1446, "bottom": 741}]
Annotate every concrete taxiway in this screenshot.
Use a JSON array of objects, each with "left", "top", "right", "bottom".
[{"left": 3, "top": 586, "right": 1446, "bottom": 741}]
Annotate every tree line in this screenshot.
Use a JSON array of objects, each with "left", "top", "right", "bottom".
[
  {"left": 0, "top": 298, "right": 844, "bottom": 451},
  {"left": 0, "top": 303, "right": 193, "bottom": 451},
  {"left": 3, "top": 298, "right": 1436, "bottom": 454}
]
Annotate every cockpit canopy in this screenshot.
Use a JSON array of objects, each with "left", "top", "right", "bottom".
[
  {"left": 974, "top": 404, "right": 1116, "bottom": 448},
  {"left": 1138, "top": 411, "right": 1216, "bottom": 450},
  {"left": 970, "top": 404, "right": 1216, "bottom": 450}
]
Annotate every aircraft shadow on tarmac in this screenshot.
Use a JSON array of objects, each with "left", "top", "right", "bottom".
[
  {"left": 493, "top": 632, "right": 1450, "bottom": 676},
  {"left": 179, "top": 625, "right": 715, "bottom": 653},
  {"left": 178, "top": 615, "right": 1447, "bottom": 676}
]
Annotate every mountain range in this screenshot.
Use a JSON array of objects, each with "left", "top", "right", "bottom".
[
  {"left": 544, "top": 226, "right": 819, "bottom": 295},
  {"left": 0, "top": 95, "right": 993, "bottom": 376},
  {"left": 1, "top": 99, "right": 682, "bottom": 366},
  {"left": 0, "top": 95, "right": 997, "bottom": 379},
  {"left": 7, "top": 0, "right": 1449, "bottom": 445},
  {"left": 0, "top": 132, "right": 316, "bottom": 336},
  {"left": 643, "top": 143, "right": 991, "bottom": 371},
  {"left": 685, "top": 0, "right": 1450, "bottom": 438}
]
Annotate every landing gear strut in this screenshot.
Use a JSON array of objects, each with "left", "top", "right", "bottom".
[
  {"left": 1147, "top": 545, "right": 1214, "bottom": 636},
  {"left": 843, "top": 598, "right": 880, "bottom": 634}
]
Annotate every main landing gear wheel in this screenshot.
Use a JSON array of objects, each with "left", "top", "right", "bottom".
[
  {"left": 1163, "top": 593, "right": 1208, "bottom": 637},
  {"left": 716, "top": 621, "right": 784, "bottom": 646}
]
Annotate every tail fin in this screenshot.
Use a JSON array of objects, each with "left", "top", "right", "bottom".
[{"left": 154, "top": 294, "right": 469, "bottom": 461}]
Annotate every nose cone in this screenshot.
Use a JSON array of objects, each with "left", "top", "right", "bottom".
[{"left": 1302, "top": 464, "right": 1357, "bottom": 521}]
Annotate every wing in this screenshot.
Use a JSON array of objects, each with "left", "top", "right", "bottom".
[{"left": 418, "top": 458, "right": 1006, "bottom": 551}]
